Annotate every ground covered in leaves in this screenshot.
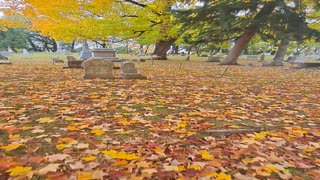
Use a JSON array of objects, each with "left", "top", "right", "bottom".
[{"left": 0, "top": 60, "right": 319, "bottom": 179}]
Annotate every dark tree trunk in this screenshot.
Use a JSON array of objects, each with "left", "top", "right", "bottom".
[
  {"left": 220, "top": 2, "right": 277, "bottom": 65},
  {"left": 152, "top": 38, "right": 176, "bottom": 60},
  {"left": 27, "top": 38, "right": 39, "bottom": 51},
  {"left": 52, "top": 40, "right": 57, "bottom": 52},
  {"left": 144, "top": 45, "right": 150, "bottom": 54},
  {"left": 266, "top": 35, "right": 290, "bottom": 66},
  {"left": 173, "top": 45, "right": 179, "bottom": 54},
  {"left": 71, "top": 40, "right": 76, "bottom": 51}
]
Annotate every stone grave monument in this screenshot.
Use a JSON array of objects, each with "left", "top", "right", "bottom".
[
  {"left": 207, "top": 56, "right": 221, "bottom": 62},
  {"left": 62, "top": 56, "right": 83, "bottom": 69},
  {"left": 82, "top": 58, "right": 114, "bottom": 79},
  {"left": 56, "top": 42, "right": 63, "bottom": 54},
  {"left": 0, "top": 53, "right": 8, "bottom": 60},
  {"left": 79, "top": 41, "right": 92, "bottom": 60},
  {"left": 120, "top": 62, "right": 147, "bottom": 79},
  {"left": 0, "top": 52, "right": 12, "bottom": 64},
  {"left": 92, "top": 48, "right": 123, "bottom": 62}
]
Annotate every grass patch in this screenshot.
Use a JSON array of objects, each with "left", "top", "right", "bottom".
[
  {"left": 146, "top": 116, "right": 162, "bottom": 122},
  {"left": 287, "top": 167, "right": 312, "bottom": 180}
]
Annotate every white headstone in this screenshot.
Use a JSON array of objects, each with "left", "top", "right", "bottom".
[
  {"left": 22, "top": 49, "right": 29, "bottom": 55},
  {"left": 79, "top": 41, "right": 92, "bottom": 60},
  {"left": 7, "top": 47, "right": 13, "bottom": 53},
  {"left": 56, "top": 42, "right": 63, "bottom": 53}
]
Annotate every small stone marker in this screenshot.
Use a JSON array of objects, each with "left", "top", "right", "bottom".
[
  {"left": 67, "top": 56, "right": 77, "bottom": 61},
  {"left": 56, "top": 42, "right": 63, "bottom": 53},
  {"left": 0, "top": 53, "right": 8, "bottom": 60},
  {"left": 22, "top": 49, "right": 31, "bottom": 59},
  {"left": 207, "top": 56, "right": 221, "bottom": 62},
  {"left": 0, "top": 60, "right": 12, "bottom": 64},
  {"left": 82, "top": 58, "right": 114, "bottom": 79},
  {"left": 120, "top": 62, "right": 147, "bottom": 79},
  {"left": 286, "top": 56, "right": 296, "bottom": 62},
  {"left": 246, "top": 55, "right": 259, "bottom": 60},
  {"left": 22, "top": 49, "right": 30, "bottom": 55},
  {"left": 0, "top": 51, "right": 10, "bottom": 57},
  {"left": 52, "top": 58, "right": 64, "bottom": 64}
]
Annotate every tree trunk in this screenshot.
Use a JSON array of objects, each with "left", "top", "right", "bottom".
[
  {"left": 152, "top": 38, "right": 176, "bottom": 60},
  {"left": 173, "top": 45, "right": 179, "bottom": 54},
  {"left": 266, "top": 36, "right": 290, "bottom": 66},
  {"left": 144, "top": 45, "right": 150, "bottom": 54},
  {"left": 52, "top": 40, "right": 57, "bottom": 52},
  {"left": 27, "top": 38, "right": 39, "bottom": 51},
  {"left": 71, "top": 40, "right": 76, "bottom": 51},
  {"left": 220, "top": 2, "right": 277, "bottom": 65}
]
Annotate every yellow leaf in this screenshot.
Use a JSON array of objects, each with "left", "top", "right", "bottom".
[
  {"left": 178, "top": 165, "right": 186, "bottom": 172},
  {"left": 178, "top": 122, "right": 187, "bottom": 128},
  {"left": 56, "top": 144, "right": 67, "bottom": 150},
  {"left": 187, "top": 165, "right": 201, "bottom": 170},
  {"left": 229, "top": 125, "right": 240, "bottom": 129},
  {"left": 37, "top": 117, "right": 55, "bottom": 123},
  {"left": 207, "top": 172, "right": 232, "bottom": 180},
  {"left": 81, "top": 156, "right": 96, "bottom": 162},
  {"left": 254, "top": 131, "right": 269, "bottom": 139},
  {"left": 101, "top": 150, "right": 139, "bottom": 160},
  {"left": 111, "top": 160, "right": 128, "bottom": 166},
  {"left": 90, "top": 129, "right": 105, "bottom": 136},
  {"left": 199, "top": 150, "right": 213, "bottom": 160},
  {"left": 77, "top": 171, "right": 93, "bottom": 180},
  {"left": 154, "top": 147, "right": 164, "bottom": 153},
  {"left": 64, "top": 116, "right": 74, "bottom": 121},
  {"left": 6, "top": 166, "right": 32, "bottom": 177},
  {"left": 1, "top": 143, "right": 23, "bottom": 152},
  {"left": 67, "top": 125, "right": 79, "bottom": 131},
  {"left": 58, "top": 137, "right": 77, "bottom": 144}
]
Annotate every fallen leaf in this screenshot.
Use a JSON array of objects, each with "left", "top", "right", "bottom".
[
  {"left": 36, "top": 164, "right": 60, "bottom": 175},
  {"left": 1, "top": 143, "right": 23, "bottom": 152},
  {"left": 81, "top": 156, "right": 96, "bottom": 162},
  {"left": 6, "top": 166, "right": 32, "bottom": 177},
  {"left": 46, "top": 154, "right": 69, "bottom": 162}
]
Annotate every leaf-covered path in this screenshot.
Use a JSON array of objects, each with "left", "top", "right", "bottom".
[{"left": 0, "top": 62, "right": 319, "bottom": 179}]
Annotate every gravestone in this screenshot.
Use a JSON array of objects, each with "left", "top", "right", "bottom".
[
  {"left": 207, "top": 56, "right": 221, "bottom": 62},
  {"left": 91, "top": 48, "right": 123, "bottom": 62},
  {"left": 62, "top": 56, "right": 83, "bottom": 68},
  {"left": 22, "top": 49, "right": 31, "bottom": 59},
  {"left": 56, "top": 42, "right": 63, "bottom": 53},
  {"left": 120, "top": 62, "right": 147, "bottom": 79},
  {"left": 286, "top": 56, "right": 296, "bottom": 62},
  {"left": 0, "top": 53, "right": 8, "bottom": 60},
  {"left": 52, "top": 58, "right": 64, "bottom": 64},
  {"left": 0, "top": 60, "right": 12, "bottom": 64},
  {"left": 22, "top": 49, "right": 29, "bottom": 56},
  {"left": 82, "top": 58, "right": 114, "bottom": 79},
  {"left": 7, "top": 47, "right": 13, "bottom": 53},
  {"left": 79, "top": 41, "right": 92, "bottom": 60},
  {"left": 67, "top": 56, "right": 76, "bottom": 61},
  {"left": 0, "top": 51, "right": 10, "bottom": 57},
  {"left": 246, "top": 55, "right": 259, "bottom": 60}
]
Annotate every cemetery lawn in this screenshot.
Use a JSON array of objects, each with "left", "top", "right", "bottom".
[{"left": 0, "top": 60, "right": 319, "bottom": 179}]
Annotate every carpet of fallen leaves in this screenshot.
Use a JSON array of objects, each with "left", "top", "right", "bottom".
[{"left": 0, "top": 61, "right": 319, "bottom": 180}]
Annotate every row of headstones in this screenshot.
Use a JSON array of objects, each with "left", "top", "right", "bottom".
[{"left": 83, "top": 58, "right": 146, "bottom": 79}]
